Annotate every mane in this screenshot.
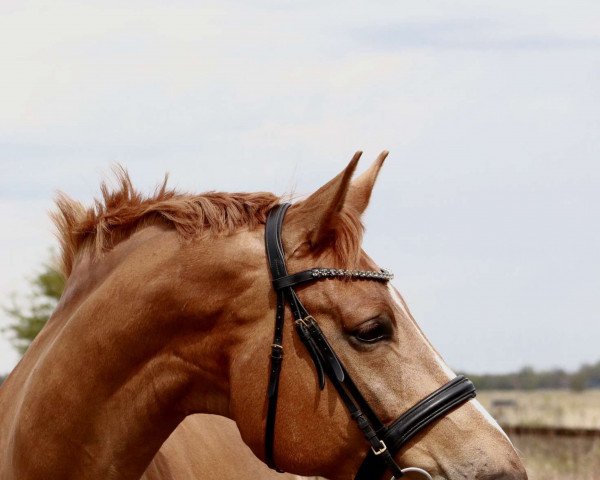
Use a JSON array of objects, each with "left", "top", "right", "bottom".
[
  {"left": 52, "top": 168, "right": 364, "bottom": 277},
  {"left": 52, "top": 168, "right": 280, "bottom": 277}
]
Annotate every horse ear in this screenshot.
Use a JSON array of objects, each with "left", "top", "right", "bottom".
[
  {"left": 346, "top": 150, "right": 388, "bottom": 215},
  {"left": 286, "top": 151, "right": 362, "bottom": 252}
]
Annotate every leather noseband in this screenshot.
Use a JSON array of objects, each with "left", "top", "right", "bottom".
[{"left": 264, "top": 203, "right": 476, "bottom": 479}]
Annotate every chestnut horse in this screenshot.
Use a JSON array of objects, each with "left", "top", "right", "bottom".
[
  {"left": 142, "top": 415, "right": 315, "bottom": 480},
  {"left": 0, "top": 153, "right": 527, "bottom": 479}
]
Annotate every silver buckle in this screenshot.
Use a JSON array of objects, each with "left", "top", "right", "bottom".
[
  {"left": 295, "top": 315, "right": 314, "bottom": 328},
  {"left": 371, "top": 439, "right": 387, "bottom": 455}
]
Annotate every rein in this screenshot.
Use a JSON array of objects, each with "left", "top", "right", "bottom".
[{"left": 264, "top": 203, "right": 476, "bottom": 479}]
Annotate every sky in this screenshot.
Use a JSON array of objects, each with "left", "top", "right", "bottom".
[{"left": 0, "top": 0, "right": 598, "bottom": 375}]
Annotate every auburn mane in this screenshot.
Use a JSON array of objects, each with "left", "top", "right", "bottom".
[
  {"left": 53, "top": 167, "right": 365, "bottom": 277},
  {"left": 52, "top": 168, "right": 280, "bottom": 276}
]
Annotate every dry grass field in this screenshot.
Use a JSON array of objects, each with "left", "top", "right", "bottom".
[
  {"left": 478, "top": 389, "right": 600, "bottom": 429},
  {"left": 478, "top": 390, "right": 600, "bottom": 480},
  {"left": 509, "top": 432, "right": 600, "bottom": 480}
]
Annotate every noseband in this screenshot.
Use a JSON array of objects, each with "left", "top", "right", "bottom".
[{"left": 264, "top": 203, "right": 476, "bottom": 479}]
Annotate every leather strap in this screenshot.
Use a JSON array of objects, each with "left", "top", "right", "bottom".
[
  {"left": 355, "top": 376, "right": 476, "bottom": 480},
  {"left": 264, "top": 203, "right": 291, "bottom": 471},
  {"left": 384, "top": 375, "right": 476, "bottom": 451},
  {"left": 264, "top": 204, "right": 327, "bottom": 470},
  {"left": 272, "top": 269, "right": 316, "bottom": 290}
]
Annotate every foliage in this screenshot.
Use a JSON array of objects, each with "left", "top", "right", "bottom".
[
  {"left": 465, "top": 362, "right": 600, "bottom": 391},
  {"left": 3, "top": 260, "right": 64, "bottom": 355}
]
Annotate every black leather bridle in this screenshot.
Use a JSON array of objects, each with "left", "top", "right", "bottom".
[{"left": 264, "top": 203, "right": 476, "bottom": 479}]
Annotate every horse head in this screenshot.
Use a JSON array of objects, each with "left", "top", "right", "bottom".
[
  {"left": 226, "top": 153, "right": 527, "bottom": 479},
  {"left": 0, "top": 155, "right": 527, "bottom": 480}
]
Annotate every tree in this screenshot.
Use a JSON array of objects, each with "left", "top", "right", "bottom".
[{"left": 3, "top": 259, "right": 64, "bottom": 355}]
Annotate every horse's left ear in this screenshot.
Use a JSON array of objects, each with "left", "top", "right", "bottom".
[
  {"left": 286, "top": 151, "right": 362, "bottom": 252},
  {"left": 346, "top": 150, "right": 388, "bottom": 215}
]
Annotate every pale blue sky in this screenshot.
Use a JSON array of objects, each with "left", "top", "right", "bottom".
[{"left": 1, "top": 0, "right": 598, "bottom": 374}]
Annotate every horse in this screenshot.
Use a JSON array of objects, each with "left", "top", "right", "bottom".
[
  {"left": 141, "top": 414, "right": 316, "bottom": 480},
  {"left": 0, "top": 152, "right": 527, "bottom": 479}
]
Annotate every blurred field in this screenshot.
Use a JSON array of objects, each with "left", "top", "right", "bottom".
[
  {"left": 478, "top": 389, "right": 600, "bottom": 429},
  {"left": 510, "top": 432, "right": 600, "bottom": 480},
  {"left": 478, "top": 390, "right": 600, "bottom": 480}
]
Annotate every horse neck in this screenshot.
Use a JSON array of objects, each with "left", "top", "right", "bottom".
[{"left": 0, "top": 226, "right": 241, "bottom": 480}]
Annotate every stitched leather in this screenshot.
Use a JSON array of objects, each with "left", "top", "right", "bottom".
[
  {"left": 272, "top": 270, "right": 316, "bottom": 290},
  {"left": 264, "top": 204, "right": 326, "bottom": 471},
  {"left": 304, "top": 317, "right": 345, "bottom": 382},
  {"left": 385, "top": 375, "right": 476, "bottom": 450},
  {"left": 355, "top": 376, "right": 476, "bottom": 480},
  {"left": 264, "top": 204, "right": 290, "bottom": 471}
]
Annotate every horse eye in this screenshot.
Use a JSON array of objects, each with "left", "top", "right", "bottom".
[{"left": 353, "top": 320, "right": 391, "bottom": 344}]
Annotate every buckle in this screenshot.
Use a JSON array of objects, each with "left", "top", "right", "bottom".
[
  {"left": 295, "top": 317, "right": 310, "bottom": 328},
  {"left": 270, "top": 344, "right": 283, "bottom": 359},
  {"left": 299, "top": 315, "right": 317, "bottom": 328},
  {"left": 371, "top": 439, "right": 387, "bottom": 456}
]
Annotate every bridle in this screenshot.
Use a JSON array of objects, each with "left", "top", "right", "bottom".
[{"left": 264, "top": 203, "right": 476, "bottom": 480}]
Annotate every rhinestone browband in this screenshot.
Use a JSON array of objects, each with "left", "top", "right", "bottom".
[{"left": 310, "top": 268, "right": 394, "bottom": 281}]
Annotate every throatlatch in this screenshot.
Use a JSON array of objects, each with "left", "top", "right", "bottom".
[{"left": 264, "top": 203, "right": 476, "bottom": 479}]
